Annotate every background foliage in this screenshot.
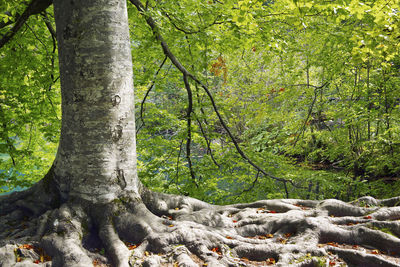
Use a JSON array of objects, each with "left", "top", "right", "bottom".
[{"left": 1, "top": 0, "right": 400, "bottom": 204}]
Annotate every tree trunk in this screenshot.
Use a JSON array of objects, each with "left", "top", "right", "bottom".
[{"left": 53, "top": 0, "right": 141, "bottom": 202}]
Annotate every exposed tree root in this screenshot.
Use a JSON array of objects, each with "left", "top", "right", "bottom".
[{"left": 1, "top": 183, "right": 400, "bottom": 266}]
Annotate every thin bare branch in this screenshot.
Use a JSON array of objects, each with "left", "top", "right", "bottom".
[
  {"left": 292, "top": 82, "right": 329, "bottom": 147},
  {"left": 169, "top": 139, "right": 185, "bottom": 194},
  {"left": 136, "top": 56, "right": 167, "bottom": 134},
  {"left": 183, "top": 74, "right": 198, "bottom": 187},
  {"left": 162, "top": 10, "right": 223, "bottom": 35},
  {"left": 241, "top": 170, "right": 261, "bottom": 194},
  {"left": 195, "top": 117, "right": 220, "bottom": 168}
]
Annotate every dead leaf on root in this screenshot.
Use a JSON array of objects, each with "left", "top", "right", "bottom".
[
  {"left": 277, "top": 238, "right": 287, "bottom": 244},
  {"left": 266, "top": 258, "right": 276, "bottom": 265},
  {"left": 326, "top": 242, "right": 339, "bottom": 247},
  {"left": 211, "top": 247, "right": 222, "bottom": 255},
  {"left": 19, "top": 244, "right": 34, "bottom": 250},
  {"left": 371, "top": 249, "right": 380, "bottom": 255},
  {"left": 125, "top": 242, "right": 140, "bottom": 250},
  {"left": 284, "top": 233, "right": 292, "bottom": 238}
]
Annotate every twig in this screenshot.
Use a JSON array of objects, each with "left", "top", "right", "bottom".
[
  {"left": 136, "top": 56, "right": 167, "bottom": 134},
  {"left": 280, "top": 83, "right": 329, "bottom": 89},
  {"left": 170, "top": 139, "right": 185, "bottom": 194},
  {"left": 241, "top": 170, "right": 261, "bottom": 193},
  {"left": 42, "top": 12, "right": 57, "bottom": 84},
  {"left": 195, "top": 117, "right": 220, "bottom": 168},
  {"left": 292, "top": 82, "right": 329, "bottom": 147},
  {"left": 25, "top": 22, "right": 49, "bottom": 55},
  {"left": 162, "top": 10, "right": 223, "bottom": 35}
]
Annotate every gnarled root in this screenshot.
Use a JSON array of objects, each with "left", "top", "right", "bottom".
[{"left": 1, "top": 186, "right": 400, "bottom": 266}]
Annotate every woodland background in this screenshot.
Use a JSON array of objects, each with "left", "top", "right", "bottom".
[{"left": 1, "top": 0, "right": 399, "bottom": 204}]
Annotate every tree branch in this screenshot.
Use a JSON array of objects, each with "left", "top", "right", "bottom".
[
  {"left": 162, "top": 9, "right": 223, "bottom": 35},
  {"left": 0, "top": 0, "right": 52, "bottom": 50},
  {"left": 130, "top": 0, "right": 301, "bottom": 196},
  {"left": 185, "top": 34, "right": 220, "bottom": 168},
  {"left": 183, "top": 74, "right": 198, "bottom": 187}
]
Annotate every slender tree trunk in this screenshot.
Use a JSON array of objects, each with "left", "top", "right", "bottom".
[{"left": 52, "top": 0, "right": 141, "bottom": 203}]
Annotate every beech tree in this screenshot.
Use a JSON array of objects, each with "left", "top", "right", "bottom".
[{"left": 1, "top": 0, "right": 400, "bottom": 266}]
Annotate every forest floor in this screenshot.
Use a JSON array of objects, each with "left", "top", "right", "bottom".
[{"left": 1, "top": 191, "right": 400, "bottom": 267}]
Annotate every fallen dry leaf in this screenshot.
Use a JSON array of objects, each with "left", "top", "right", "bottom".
[
  {"left": 278, "top": 238, "right": 287, "bottom": 244},
  {"left": 266, "top": 258, "right": 276, "bottom": 265},
  {"left": 284, "top": 233, "right": 292, "bottom": 238},
  {"left": 128, "top": 245, "right": 137, "bottom": 250},
  {"left": 211, "top": 247, "right": 222, "bottom": 255},
  {"left": 19, "top": 244, "right": 34, "bottom": 250},
  {"left": 326, "top": 242, "right": 338, "bottom": 247}
]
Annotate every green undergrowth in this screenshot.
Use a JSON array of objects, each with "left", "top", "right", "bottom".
[{"left": 139, "top": 150, "right": 400, "bottom": 205}]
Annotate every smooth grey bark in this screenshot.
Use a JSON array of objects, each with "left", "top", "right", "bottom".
[{"left": 52, "top": 0, "right": 140, "bottom": 202}]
